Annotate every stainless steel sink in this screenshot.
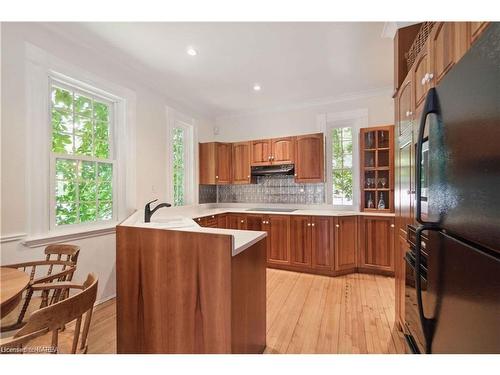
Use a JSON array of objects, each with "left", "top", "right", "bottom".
[{"left": 246, "top": 208, "right": 297, "bottom": 212}]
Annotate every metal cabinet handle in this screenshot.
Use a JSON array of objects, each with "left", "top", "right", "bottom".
[
  {"left": 240, "top": 220, "right": 244, "bottom": 223},
  {"left": 335, "top": 224, "right": 340, "bottom": 228},
  {"left": 216, "top": 175, "right": 219, "bottom": 179},
  {"left": 311, "top": 223, "right": 315, "bottom": 227},
  {"left": 390, "top": 224, "right": 395, "bottom": 228},
  {"left": 307, "top": 223, "right": 311, "bottom": 227},
  {"left": 294, "top": 173, "right": 298, "bottom": 177},
  {"left": 211, "top": 215, "right": 215, "bottom": 218},
  {"left": 247, "top": 175, "right": 250, "bottom": 178},
  {"left": 427, "top": 73, "right": 434, "bottom": 82}
]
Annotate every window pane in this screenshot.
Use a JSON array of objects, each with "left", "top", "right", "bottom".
[
  {"left": 79, "top": 181, "right": 97, "bottom": 201},
  {"left": 94, "top": 101, "right": 109, "bottom": 122},
  {"left": 79, "top": 161, "right": 96, "bottom": 180},
  {"left": 98, "top": 201, "right": 113, "bottom": 220},
  {"left": 74, "top": 94, "right": 93, "bottom": 117},
  {"left": 95, "top": 121, "right": 109, "bottom": 144},
  {"left": 94, "top": 141, "right": 109, "bottom": 159},
  {"left": 74, "top": 134, "right": 93, "bottom": 156},
  {"left": 56, "top": 202, "right": 77, "bottom": 225},
  {"left": 98, "top": 181, "right": 113, "bottom": 201},
  {"left": 56, "top": 159, "right": 77, "bottom": 180},
  {"left": 172, "top": 127, "right": 185, "bottom": 206},
  {"left": 56, "top": 180, "right": 76, "bottom": 203},
  {"left": 79, "top": 202, "right": 97, "bottom": 223},
  {"left": 52, "top": 109, "right": 73, "bottom": 134},
  {"left": 98, "top": 162, "right": 113, "bottom": 181},
  {"left": 331, "top": 127, "right": 354, "bottom": 206},
  {"left": 51, "top": 87, "right": 73, "bottom": 111},
  {"left": 52, "top": 132, "right": 73, "bottom": 154}
]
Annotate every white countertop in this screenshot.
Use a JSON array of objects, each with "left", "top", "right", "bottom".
[
  {"left": 119, "top": 204, "right": 393, "bottom": 257},
  {"left": 119, "top": 211, "right": 267, "bottom": 257}
]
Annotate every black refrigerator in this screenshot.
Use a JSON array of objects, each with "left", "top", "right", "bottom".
[{"left": 406, "top": 23, "right": 500, "bottom": 354}]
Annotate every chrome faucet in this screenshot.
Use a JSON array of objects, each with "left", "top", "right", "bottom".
[{"left": 144, "top": 199, "right": 171, "bottom": 222}]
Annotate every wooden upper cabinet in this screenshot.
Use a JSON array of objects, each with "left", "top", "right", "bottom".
[
  {"left": 251, "top": 140, "right": 272, "bottom": 166},
  {"left": 470, "top": 22, "right": 489, "bottom": 44},
  {"left": 396, "top": 74, "right": 413, "bottom": 137},
  {"left": 413, "top": 40, "right": 431, "bottom": 110},
  {"left": 232, "top": 142, "right": 251, "bottom": 184},
  {"left": 216, "top": 142, "right": 232, "bottom": 184},
  {"left": 430, "top": 22, "right": 456, "bottom": 85},
  {"left": 271, "top": 137, "right": 295, "bottom": 164},
  {"left": 359, "top": 216, "right": 395, "bottom": 272},
  {"left": 294, "top": 133, "right": 324, "bottom": 183},
  {"left": 199, "top": 142, "right": 217, "bottom": 185},
  {"left": 311, "top": 216, "right": 334, "bottom": 270},
  {"left": 199, "top": 142, "right": 232, "bottom": 185},
  {"left": 290, "top": 216, "right": 312, "bottom": 267},
  {"left": 334, "top": 216, "right": 357, "bottom": 272},
  {"left": 266, "top": 215, "right": 290, "bottom": 265}
]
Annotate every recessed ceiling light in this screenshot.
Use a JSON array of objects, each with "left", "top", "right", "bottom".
[
  {"left": 186, "top": 47, "right": 198, "bottom": 56},
  {"left": 253, "top": 84, "right": 262, "bottom": 92}
]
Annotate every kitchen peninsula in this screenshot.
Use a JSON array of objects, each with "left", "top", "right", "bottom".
[{"left": 116, "top": 210, "right": 267, "bottom": 354}]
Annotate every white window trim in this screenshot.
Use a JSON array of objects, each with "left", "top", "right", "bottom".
[
  {"left": 165, "top": 107, "right": 196, "bottom": 206},
  {"left": 318, "top": 108, "right": 368, "bottom": 210},
  {"left": 24, "top": 43, "right": 136, "bottom": 242}
]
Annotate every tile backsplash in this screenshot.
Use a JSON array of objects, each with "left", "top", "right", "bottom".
[{"left": 199, "top": 175, "right": 326, "bottom": 204}]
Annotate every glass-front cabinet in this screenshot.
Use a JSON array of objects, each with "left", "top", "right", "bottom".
[{"left": 360, "top": 125, "right": 394, "bottom": 212}]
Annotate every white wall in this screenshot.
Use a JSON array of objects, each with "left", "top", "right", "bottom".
[
  {"left": 0, "top": 23, "right": 214, "bottom": 303},
  {"left": 214, "top": 91, "right": 394, "bottom": 141}
]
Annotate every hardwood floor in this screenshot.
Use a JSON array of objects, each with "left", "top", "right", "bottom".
[{"left": 8, "top": 269, "right": 405, "bottom": 354}]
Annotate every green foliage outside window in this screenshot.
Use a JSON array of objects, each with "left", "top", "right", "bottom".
[
  {"left": 172, "top": 127, "right": 185, "bottom": 206},
  {"left": 51, "top": 85, "right": 113, "bottom": 225},
  {"left": 332, "top": 127, "right": 353, "bottom": 205}
]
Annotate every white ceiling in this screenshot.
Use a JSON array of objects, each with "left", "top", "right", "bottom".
[{"left": 49, "top": 22, "right": 394, "bottom": 118}]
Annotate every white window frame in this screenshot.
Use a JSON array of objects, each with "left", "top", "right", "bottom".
[
  {"left": 49, "top": 78, "right": 118, "bottom": 230},
  {"left": 25, "top": 43, "right": 136, "bottom": 242},
  {"left": 318, "top": 109, "right": 368, "bottom": 210},
  {"left": 166, "top": 107, "right": 195, "bottom": 206}
]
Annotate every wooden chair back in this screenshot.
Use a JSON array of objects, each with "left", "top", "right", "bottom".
[
  {"left": 0, "top": 273, "right": 98, "bottom": 354},
  {"left": 44, "top": 244, "right": 80, "bottom": 279}
]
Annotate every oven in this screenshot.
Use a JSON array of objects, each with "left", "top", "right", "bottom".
[{"left": 404, "top": 225, "right": 429, "bottom": 354}]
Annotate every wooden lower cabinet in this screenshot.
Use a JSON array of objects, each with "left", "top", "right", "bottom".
[
  {"left": 334, "top": 216, "right": 358, "bottom": 272},
  {"left": 227, "top": 214, "right": 247, "bottom": 230},
  {"left": 290, "top": 216, "right": 312, "bottom": 267},
  {"left": 311, "top": 216, "right": 334, "bottom": 270},
  {"left": 359, "top": 216, "right": 395, "bottom": 273},
  {"left": 216, "top": 214, "right": 228, "bottom": 229},
  {"left": 395, "top": 234, "right": 407, "bottom": 330},
  {"left": 245, "top": 214, "right": 264, "bottom": 231},
  {"left": 265, "top": 215, "right": 290, "bottom": 265}
]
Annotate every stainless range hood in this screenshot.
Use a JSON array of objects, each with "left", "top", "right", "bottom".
[{"left": 251, "top": 164, "right": 294, "bottom": 176}]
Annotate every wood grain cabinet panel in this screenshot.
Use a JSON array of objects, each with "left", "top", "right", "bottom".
[
  {"left": 251, "top": 140, "right": 272, "bottom": 166},
  {"left": 413, "top": 41, "right": 431, "bottom": 109},
  {"left": 217, "top": 214, "right": 228, "bottom": 229},
  {"left": 311, "top": 216, "right": 334, "bottom": 270},
  {"left": 469, "top": 22, "right": 489, "bottom": 44},
  {"left": 216, "top": 142, "right": 232, "bottom": 184},
  {"left": 290, "top": 216, "right": 312, "bottom": 267},
  {"left": 396, "top": 76, "right": 413, "bottom": 137},
  {"left": 334, "top": 216, "right": 358, "bottom": 272},
  {"left": 397, "top": 134, "right": 414, "bottom": 238},
  {"left": 430, "top": 22, "right": 456, "bottom": 85},
  {"left": 271, "top": 137, "right": 295, "bottom": 164},
  {"left": 245, "top": 214, "right": 264, "bottom": 231},
  {"left": 265, "top": 215, "right": 290, "bottom": 265},
  {"left": 294, "top": 133, "right": 324, "bottom": 183},
  {"left": 395, "top": 234, "right": 408, "bottom": 329},
  {"left": 359, "top": 216, "right": 395, "bottom": 273},
  {"left": 232, "top": 142, "right": 251, "bottom": 184},
  {"left": 227, "top": 214, "right": 247, "bottom": 230},
  {"left": 199, "top": 142, "right": 217, "bottom": 185}
]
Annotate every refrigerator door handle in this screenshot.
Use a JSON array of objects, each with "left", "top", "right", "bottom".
[
  {"left": 415, "top": 224, "right": 437, "bottom": 353},
  {"left": 415, "top": 88, "right": 439, "bottom": 225}
]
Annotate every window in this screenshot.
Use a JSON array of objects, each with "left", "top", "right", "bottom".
[
  {"left": 50, "top": 81, "right": 115, "bottom": 226},
  {"left": 331, "top": 127, "right": 354, "bottom": 206},
  {"left": 168, "top": 112, "right": 194, "bottom": 207},
  {"left": 172, "top": 127, "right": 185, "bottom": 206}
]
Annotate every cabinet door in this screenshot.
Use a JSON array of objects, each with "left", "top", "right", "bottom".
[
  {"left": 290, "top": 216, "right": 311, "bottom": 267},
  {"left": 397, "top": 135, "right": 414, "bottom": 238},
  {"left": 430, "top": 22, "right": 455, "bottom": 85},
  {"left": 395, "top": 235, "right": 408, "bottom": 328},
  {"left": 469, "top": 22, "right": 489, "bottom": 44},
  {"left": 396, "top": 76, "right": 413, "bottom": 137},
  {"left": 294, "top": 133, "right": 324, "bottom": 183},
  {"left": 199, "top": 142, "right": 216, "bottom": 185},
  {"left": 227, "top": 214, "right": 246, "bottom": 230},
  {"left": 266, "top": 215, "right": 290, "bottom": 265},
  {"left": 251, "top": 140, "right": 272, "bottom": 166},
  {"left": 216, "top": 143, "right": 232, "bottom": 184},
  {"left": 271, "top": 137, "right": 295, "bottom": 164},
  {"left": 334, "top": 216, "right": 357, "bottom": 271},
  {"left": 413, "top": 42, "right": 431, "bottom": 109},
  {"left": 311, "top": 216, "right": 334, "bottom": 270},
  {"left": 217, "top": 214, "right": 227, "bottom": 229},
  {"left": 232, "top": 142, "right": 251, "bottom": 184},
  {"left": 246, "top": 214, "right": 264, "bottom": 231},
  {"left": 359, "top": 216, "right": 395, "bottom": 272},
  {"left": 454, "top": 22, "right": 470, "bottom": 63}
]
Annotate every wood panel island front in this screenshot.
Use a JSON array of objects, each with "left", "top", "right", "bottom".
[{"left": 116, "top": 212, "right": 267, "bottom": 354}]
